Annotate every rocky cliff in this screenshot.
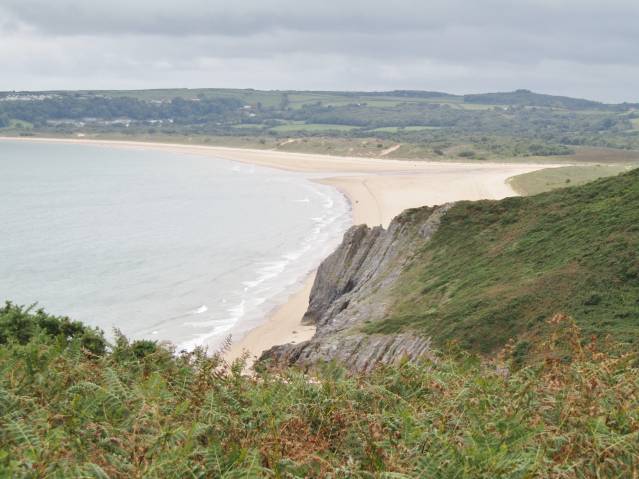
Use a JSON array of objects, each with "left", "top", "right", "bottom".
[{"left": 261, "top": 203, "right": 453, "bottom": 371}]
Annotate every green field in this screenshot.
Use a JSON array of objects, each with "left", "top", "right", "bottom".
[
  {"left": 369, "top": 125, "right": 443, "bottom": 133},
  {"left": 508, "top": 164, "right": 635, "bottom": 196},
  {"left": 230, "top": 123, "right": 265, "bottom": 130},
  {"left": 269, "top": 122, "right": 360, "bottom": 133},
  {"left": 452, "top": 102, "right": 498, "bottom": 110}
]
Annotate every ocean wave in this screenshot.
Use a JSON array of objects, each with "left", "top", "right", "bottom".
[
  {"left": 191, "top": 305, "right": 208, "bottom": 314},
  {"left": 177, "top": 288, "right": 271, "bottom": 352},
  {"left": 176, "top": 320, "right": 235, "bottom": 352},
  {"left": 181, "top": 176, "right": 351, "bottom": 352},
  {"left": 233, "top": 181, "right": 350, "bottom": 327},
  {"left": 242, "top": 261, "right": 289, "bottom": 290}
]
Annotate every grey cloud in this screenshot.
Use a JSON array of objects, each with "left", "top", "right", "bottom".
[
  {"left": 0, "top": 1, "right": 637, "bottom": 102},
  {"left": 2, "top": 1, "right": 638, "bottom": 37},
  {"left": 1, "top": 0, "right": 637, "bottom": 67}
]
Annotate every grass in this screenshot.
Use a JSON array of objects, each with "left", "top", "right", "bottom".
[
  {"left": 508, "top": 164, "right": 635, "bottom": 196},
  {"left": 631, "top": 118, "right": 639, "bottom": 130},
  {"left": 369, "top": 126, "right": 442, "bottom": 133},
  {"left": 563, "top": 146, "right": 639, "bottom": 164},
  {"left": 269, "top": 123, "right": 360, "bottom": 133},
  {"left": 230, "top": 123, "right": 266, "bottom": 130},
  {"left": 366, "top": 169, "right": 639, "bottom": 354},
  {"left": 2, "top": 303, "right": 639, "bottom": 477},
  {"left": 450, "top": 103, "right": 498, "bottom": 110}
]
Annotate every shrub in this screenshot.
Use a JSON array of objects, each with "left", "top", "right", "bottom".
[
  {"left": 0, "top": 301, "right": 106, "bottom": 355},
  {"left": 1, "top": 308, "right": 638, "bottom": 477}
]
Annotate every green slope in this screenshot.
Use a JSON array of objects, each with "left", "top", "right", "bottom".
[{"left": 366, "top": 168, "right": 639, "bottom": 353}]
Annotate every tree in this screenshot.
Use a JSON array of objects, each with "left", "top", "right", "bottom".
[{"left": 279, "top": 93, "right": 290, "bottom": 110}]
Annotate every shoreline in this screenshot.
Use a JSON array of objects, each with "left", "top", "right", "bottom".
[
  {"left": 0, "top": 136, "right": 556, "bottom": 363},
  {"left": 0, "top": 136, "right": 558, "bottom": 173}
]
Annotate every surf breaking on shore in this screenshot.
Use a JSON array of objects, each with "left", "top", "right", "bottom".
[{"left": 176, "top": 178, "right": 350, "bottom": 353}]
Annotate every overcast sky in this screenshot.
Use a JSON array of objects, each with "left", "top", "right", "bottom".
[{"left": 0, "top": 0, "right": 637, "bottom": 102}]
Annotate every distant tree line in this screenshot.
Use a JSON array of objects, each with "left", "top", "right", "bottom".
[
  {"left": 0, "top": 96, "right": 243, "bottom": 126},
  {"left": 1, "top": 89, "right": 637, "bottom": 153}
]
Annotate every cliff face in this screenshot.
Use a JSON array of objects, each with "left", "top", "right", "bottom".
[{"left": 261, "top": 204, "right": 452, "bottom": 371}]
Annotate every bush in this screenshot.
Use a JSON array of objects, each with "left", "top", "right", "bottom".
[
  {"left": 1, "top": 308, "right": 638, "bottom": 477},
  {"left": 0, "top": 301, "right": 106, "bottom": 355}
]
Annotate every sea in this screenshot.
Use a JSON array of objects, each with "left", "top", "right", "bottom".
[{"left": 0, "top": 140, "right": 351, "bottom": 351}]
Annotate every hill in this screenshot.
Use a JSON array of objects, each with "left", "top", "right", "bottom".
[
  {"left": 463, "top": 89, "right": 606, "bottom": 110},
  {"left": 381, "top": 168, "right": 639, "bottom": 353},
  {"left": 266, "top": 168, "right": 639, "bottom": 368}
]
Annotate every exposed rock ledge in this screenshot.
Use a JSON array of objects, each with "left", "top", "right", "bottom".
[{"left": 261, "top": 203, "right": 453, "bottom": 371}]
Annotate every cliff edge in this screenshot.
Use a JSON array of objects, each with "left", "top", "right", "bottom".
[{"left": 261, "top": 204, "right": 453, "bottom": 371}]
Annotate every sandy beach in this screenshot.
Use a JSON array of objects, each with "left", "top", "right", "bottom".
[{"left": 0, "top": 137, "right": 554, "bottom": 363}]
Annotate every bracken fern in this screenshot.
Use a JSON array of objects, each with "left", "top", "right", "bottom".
[{"left": 1, "top": 304, "right": 638, "bottom": 477}]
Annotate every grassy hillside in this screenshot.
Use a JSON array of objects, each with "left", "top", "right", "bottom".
[
  {"left": 2, "top": 303, "right": 639, "bottom": 477},
  {"left": 366, "top": 168, "right": 639, "bottom": 355}
]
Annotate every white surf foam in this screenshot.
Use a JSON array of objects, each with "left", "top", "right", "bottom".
[{"left": 177, "top": 175, "right": 350, "bottom": 352}]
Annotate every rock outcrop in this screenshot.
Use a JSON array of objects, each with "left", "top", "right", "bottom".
[{"left": 261, "top": 203, "right": 453, "bottom": 371}]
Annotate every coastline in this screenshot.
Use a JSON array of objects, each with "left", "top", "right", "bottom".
[{"left": 0, "top": 137, "right": 556, "bottom": 363}]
